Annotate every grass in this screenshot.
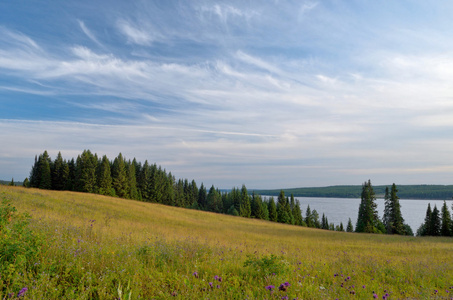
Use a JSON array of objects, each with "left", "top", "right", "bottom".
[{"left": 1, "top": 185, "right": 452, "bottom": 299}]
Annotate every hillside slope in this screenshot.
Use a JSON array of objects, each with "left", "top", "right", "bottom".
[{"left": 2, "top": 186, "right": 452, "bottom": 299}]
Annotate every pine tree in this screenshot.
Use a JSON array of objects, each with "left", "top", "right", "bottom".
[
  {"left": 9, "top": 178, "right": 14, "bottom": 186},
  {"left": 440, "top": 201, "right": 452, "bottom": 236},
  {"left": 268, "top": 197, "right": 277, "bottom": 222},
  {"left": 305, "top": 205, "right": 313, "bottom": 227},
  {"left": 417, "top": 203, "right": 432, "bottom": 236}
]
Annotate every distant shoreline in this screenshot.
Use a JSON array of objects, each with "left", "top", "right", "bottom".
[{"left": 252, "top": 185, "right": 453, "bottom": 200}]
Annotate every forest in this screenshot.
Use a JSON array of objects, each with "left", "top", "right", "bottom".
[{"left": 24, "top": 150, "right": 453, "bottom": 237}]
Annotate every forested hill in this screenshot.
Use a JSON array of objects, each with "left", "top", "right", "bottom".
[{"left": 253, "top": 185, "right": 453, "bottom": 200}]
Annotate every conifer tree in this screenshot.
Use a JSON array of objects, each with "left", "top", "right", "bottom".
[
  {"left": 127, "top": 161, "right": 139, "bottom": 200},
  {"left": 198, "top": 183, "right": 207, "bottom": 209},
  {"left": 417, "top": 203, "right": 432, "bottom": 236},
  {"left": 277, "top": 190, "right": 291, "bottom": 224},
  {"left": 383, "top": 186, "right": 391, "bottom": 233},
  {"left": 97, "top": 155, "right": 113, "bottom": 196},
  {"left": 355, "top": 180, "right": 383, "bottom": 233},
  {"left": 430, "top": 205, "right": 441, "bottom": 236},
  {"left": 268, "top": 197, "right": 277, "bottom": 222},
  {"left": 305, "top": 205, "right": 313, "bottom": 227},
  {"left": 387, "top": 184, "right": 405, "bottom": 235},
  {"left": 138, "top": 160, "right": 152, "bottom": 202},
  {"left": 441, "top": 201, "right": 452, "bottom": 236},
  {"left": 51, "top": 152, "right": 66, "bottom": 190},
  {"left": 9, "top": 178, "right": 14, "bottom": 186},
  {"left": 346, "top": 218, "right": 354, "bottom": 232},
  {"left": 292, "top": 199, "right": 304, "bottom": 226},
  {"left": 207, "top": 185, "right": 222, "bottom": 213},
  {"left": 251, "top": 193, "right": 265, "bottom": 219},
  {"left": 239, "top": 185, "right": 251, "bottom": 218},
  {"left": 112, "top": 153, "right": 129, "bottom": 198},
  {"left": 37, "top": 151, "right": 52, "bottom": 189},
  {"left": 75, "top": 150, "right": 97, "bottom": 193}
]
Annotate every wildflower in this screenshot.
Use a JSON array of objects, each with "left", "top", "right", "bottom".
[
  {"left": 281, "top": 296, "right": 289, "bottom": 300},
  {"left": 373, "top": 294, "right": 378, "bottom": 299},
  {"left": 193, "top": 271, "right": 199, "bottom": 278},
  {"left": 17, "top": 288, "right": 28, "bottom": 298},
  {"left": 363, "top": 285, "right": 366, "bottom": 289},
  {"left": 265, "top": 285, "right": 275, "bottom": 291},
  {"left": 209, "top": 282, "right": 213, "bottom": 288},
  {"left": 279, "top": 282, "right": 290, "bottom": 292},
  {"left": 214, "top": 275, "right": 222, "bottom": 282}
]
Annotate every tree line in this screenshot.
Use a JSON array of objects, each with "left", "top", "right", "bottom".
[
  {"left": 26, "top": 150, "right": 351, "bottom": 231},
  {"left": 25, "top": 151, "right": 453, "bottom": 237}
]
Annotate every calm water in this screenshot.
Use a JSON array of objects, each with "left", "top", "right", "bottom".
[{"left": 272, "top": 197, "right": 453, "bottom": 233}]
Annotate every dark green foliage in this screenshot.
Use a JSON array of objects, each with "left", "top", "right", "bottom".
[
  {"left": 417, "top": 203, "right": 442, "bottom": 236},
  {"left": 97, "top": 155, "right": 113, "bottom": 196},
  {"left": 267, "top": 197, "right": 277, "bottom": 222},
  {"left": 292, "top": 198, "right": 304, "bottom": 226},
  {"left": 8, "top": 178, "right": 14, "bottom": 186},
  {"left": 75, "top": 150, "right": 97, "bottom": 193},
  {"left": 346, "top": 218, "right": 354, "bottom": 232},
  {"left": 276, "top": 190, "right": 292, "bottom": 224},
  {"left": 112, "top": 153, "right": 129, "bottom": 198},
  {"left": 207, "top": 185, "right": 222, "bottom": 213},
  {"left": 355, "top": 180, "right": 384, "bottom": 234},
  {"left": 251, "top": 193, "right": 265, "bottom": 219},
  {"left": 441, "top": 201, "right": 452, "bottom": 236},
  {"left": 239, "top": 185, "right": 251, "bottom": 218},
  {"left": 198, "top": 183, "right": 207, "bottom": 210},
  {"left": 383, "top": 184, "right": 405, "bottom": 235}
]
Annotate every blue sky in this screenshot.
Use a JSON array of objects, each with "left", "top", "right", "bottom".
[{"left": 1, "top": 1, "right": 453, "bottom": 189}]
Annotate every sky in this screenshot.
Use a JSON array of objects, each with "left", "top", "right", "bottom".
[{"left": 1, "top": 1, "right": 453, "bottom": 189}]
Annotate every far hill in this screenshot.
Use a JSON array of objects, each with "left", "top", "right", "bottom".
[{"left": 253, "top": 184, "right": 453, "bottom": 200}]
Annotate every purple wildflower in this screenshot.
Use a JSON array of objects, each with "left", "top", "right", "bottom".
[
  {"left": 193, "top": 271, "right": 199, "bottom": 278},
  {"left": 279, "top": 282, "right": 290, "bottom": 292},
  {"left": 265, "top": 285, "right": 275, "bottom": 291},
  {"left": 363, "top": 285, "right": 366, "bottom": 289},
  {"left": 17, "top": 288, "right": 28, "bottom": 298},
  {"left": 281, "top": 296, "right": 289, "bottom": 300},
  {"left": 373, "top": 294, "right": 378, "bottom": 299},
  {"left": 209, "top": 282, "right": 213, "bottom": 288}
]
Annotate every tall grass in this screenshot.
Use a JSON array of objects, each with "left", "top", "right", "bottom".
[{"left": 1, "top": 185, "right": 452, "bottom": 299}]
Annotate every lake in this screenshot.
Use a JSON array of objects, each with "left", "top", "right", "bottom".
[{"left": 273, "top": 196, "right": 453, "bottom": 234}]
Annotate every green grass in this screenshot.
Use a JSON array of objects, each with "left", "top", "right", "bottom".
[{"left": 1, "top": 185, "right": 453, "bottom": 299}]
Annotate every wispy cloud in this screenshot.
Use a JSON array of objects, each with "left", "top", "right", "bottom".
[
  {"left": 117, "top": 19, "right": 155, "bottom": 46},
  {"left": 78, "top": 20, "right": 103, "bottom": 47}
]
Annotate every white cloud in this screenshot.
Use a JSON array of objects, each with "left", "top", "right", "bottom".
[
  {"left": 117, "top": 19, "right": 155, "bottom": 46},
  {"left": 78, "top": 20, "right": 103, "bottom": 47}
]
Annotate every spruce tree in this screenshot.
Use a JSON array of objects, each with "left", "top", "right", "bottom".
[
  {"left": 389, "top": 183, "right": 405, "bottom": 235},
  {"left": 198, "top": 183, "right": 207, "bottom": 210},
  {"left": 97, "top": 155, "right": 113, "bottom": 196},
  {"left": 138, "top": 161, "right": 152, "bottom": 202},
  {"left": 346, "top": 218, "right": 354, "bottom": 232},
  {"left": 277, "top": 190, "right": 291, "bottom": 224},
  {"left": 239, "top": 185, "right": 251, "bottom": 218},
  {"left": 127, "top": 161, "right": 139, "bottom": 200},
  {"left": 268, "top": 197, "right": 277, "bottom": 222},
  {"left": 430, "top": 205, "right": 441, "bottom": 236},
  {"left": 355, "top": 180, "right": 383, "bottom": 233},
  {"left": 441, "top": 201, "right": 452, "bottom": 236},
  {"left": 305, "top": 205, "right": 313, "bottom": 227},
  {"left": 39, "top": 151, "right": 52, "bottom": 190},
  {"left": 292, "top": 199, "right": 304, "bottom": 226},
  {"left": 251, "top": 193, "right": 264, "bottom": 219},
  {"left": 75, "top": 150, "right": 97, "bottom": 193},
  {"left": 383, "top": 186, "right": 391, "bottom": 233},
  {"left": 207, "top": 185, "right": 222, "bottom": 213},
  {"left": 112, "top": 153, "right": 129, "bottom": 198}
]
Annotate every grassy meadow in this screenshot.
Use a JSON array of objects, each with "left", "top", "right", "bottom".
[{"left": 1, "top": 185, "right": 453, "bottom": 299}]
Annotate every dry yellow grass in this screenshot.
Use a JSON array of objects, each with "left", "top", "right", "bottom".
[{"left": 2, "top": 185, "right": 453, "bottom": 299}]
